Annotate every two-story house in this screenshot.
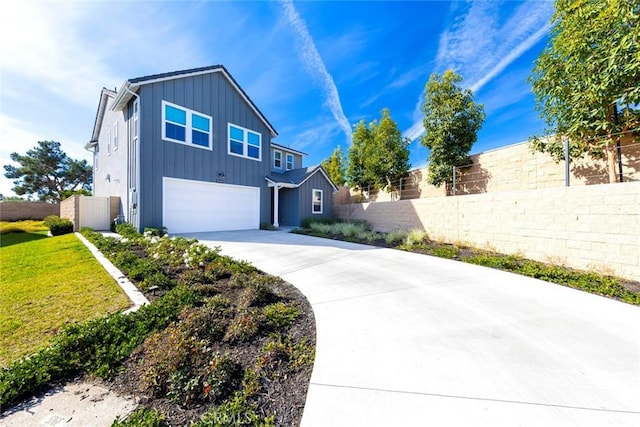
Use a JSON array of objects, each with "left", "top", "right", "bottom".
[{"left": 85, "top": 65, "right": 337, "bottom": 233}]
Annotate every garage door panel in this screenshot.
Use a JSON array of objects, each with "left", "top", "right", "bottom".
[{"left": 163, "top": 177, "right": 260, "bottom": 233}]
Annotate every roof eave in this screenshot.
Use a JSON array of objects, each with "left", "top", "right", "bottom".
[
  {"left": 265, "top": 177, "right": 297, "bottom": 188},
  {"left": 111, "top": 81, "right": 139, "bottom": 112},
  {"left": 112, "top": 66, "right": 278, "bottom": 138},
  {"left": 297, "top": 166, "right": 339, "bottom": 192},
  {"left": 270, "top": 142, "right": 307, "bottom": 157}
]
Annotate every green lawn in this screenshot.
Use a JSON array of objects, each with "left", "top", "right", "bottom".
[{"left": 0, "top": 222, "right": 131, "bottom": 366}]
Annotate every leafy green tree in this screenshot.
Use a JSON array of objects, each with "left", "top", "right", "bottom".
[
  {"left": 321, "top": 146, "right": 346, "bottom": 186},
  {"left": 421, "top": 70, "right": 485, "bottom": 187},
  {"left": 3, "top": 140, "right": 92, "bottom": 202},
  {"left": 528, "top": 0, "right": 640, "bottom": 183},
  {"left": 346, "top": 120, "right": 376, "bottom": 190},
  {"left": 370, "top": 109, "right": 411, "bottom": 190},
  {"left": 346, "top": 109, "right": 411, "bottom": 191}
]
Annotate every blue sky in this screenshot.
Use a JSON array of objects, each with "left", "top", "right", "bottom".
[{"left": 0, "top": 0, "right": 554, "bottom": 198}]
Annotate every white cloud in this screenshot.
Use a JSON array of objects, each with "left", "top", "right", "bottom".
[
  {"left": 0, "top": 114, "right": 50, "bottom": 197},
  {"left": 279, "top": 0, "right": 352, "bottom": 144},
  {"left": 277, "top": 119, "right": 342, "bottom": 153},
  {"left": 0, "top": 1, "right": 208, "bottom": 197},
  {"left": 402, "top": 0, "right": 553, "bottom": 141}
]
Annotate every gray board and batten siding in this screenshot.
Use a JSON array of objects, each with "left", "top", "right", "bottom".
[
  {"left": 277, "top": 171, "right": 335, "bottom": 226},
  {"left": 134, "top": 71, "right": 274, "bottom": 229}
]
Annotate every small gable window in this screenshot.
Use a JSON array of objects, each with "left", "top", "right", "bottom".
[
  {"left": 113, "top": 123, "right": 118, "bottom": 151},
  {"left": 162, "top": 100, "right": 212, "bottom": 150},
  {"left": 312, "top": 189, "right": 323, "bottom": 214},
  {"left": 274, "top": 150, "right": 282, "bottom": 169},
  {"left": 286, "top": 153, "right": 294, "bottom": 170},
  {"left": 228, "top": 123, "right": 261, "bottom": 161}
]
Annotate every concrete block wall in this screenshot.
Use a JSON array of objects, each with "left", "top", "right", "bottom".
[
  {"left": 0, "top": 201, "right": 60, "bottom": 221},
  {"left": 60, "top": 195, "right": 81, "bottom": 231},
  {"left": 335, "top": 181, "right": 640, "bottom": 282}
]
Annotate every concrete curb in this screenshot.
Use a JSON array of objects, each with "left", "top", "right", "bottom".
[{"left": 75, "top": 232, "right": 148, "bottom": 313}]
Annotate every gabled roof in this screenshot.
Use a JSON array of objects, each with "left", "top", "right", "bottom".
[
  {"left": 85, "top": 88, "right": 116, "bottom": 151},
  {"left": 109, "top": 65, "right": 277, "bottom": 137},
  {"left": 266, "top": 165, "right": 338, "bottom": 192},
  {"left": 270, "top": 142, "right": 307, "bottom": 157}
]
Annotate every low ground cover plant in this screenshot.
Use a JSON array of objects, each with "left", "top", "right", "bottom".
[
  {"left": 1, "top": 224, "right": 315, "bottom": 426},
  {"left": 295, "top": 220, "right": 640, "bottom": 305}
]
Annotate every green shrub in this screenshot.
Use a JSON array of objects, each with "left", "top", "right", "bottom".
[
  {"left": 196, "top": 392, "right": 275, "bottom": 427},
  {"left": 236, "top": 274, "right": 279, "bottom": 308},
  {"left": 224, "top": 309, "right": 262, "bottom": 343},
  {"left": 263, "top": 302, "right": 300, "bottom": 330},
  {"left": 116, "top": 222, "right": 140, "bottom": 239},
  {"left": 432, "top": 246, "right": 459, "bottom": 259},
  {"left": 309, "top": 222, "right": 333, "bottom": 234},
  {"left": 112, "top": 408, "right": 166, "bottom": 426},
  {"left": 43, "top": 215, "right": 61, "bottom": 229},
  {"left": 43, "top": 215, "right": 74, "bottom": 236},
  {"left": 141, "top": 271, "right": 175, "bottom": 291},
  {"left": 260, "top": 334, "right": 315, "bottom": 370},
  {"left": 466, "top": 254, "right": 521, "bottom": 270},
  {"left": 300, "top": 216, "right": 337, "bottom": 229},
  {"left": 180, "top": 305, "right": 228, "bottom": 342},
  {"left": 200, "top": 353, "right": 241, "bottom": 403},
  {"left": 385, "top": 230, "right": 407, "bottom": 245},
  {"left": 404, "top": 228, "right": 428, "bottom": 247},
  {"left": 136, "top": 322, "right": 241, "bottom": 406},
  {"left": 143, "top": 227, "right": 167, "bottom": 237},
  {"left": 355, "top": 229, "right": 379, "bottom": 243},
  {"left": 260, "top": 223, "right": 277, "bottom": 231}
]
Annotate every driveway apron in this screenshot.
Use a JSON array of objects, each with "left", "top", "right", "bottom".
[{"left": 182, "top": 230, "right": 640, "bottom": 427}]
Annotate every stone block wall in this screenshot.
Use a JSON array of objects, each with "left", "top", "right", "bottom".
[
  {"left": 0, "top": 201, "right": 59, "bottom": 221},
  {"left": 60, "top": 196, "right": 81, "bottom": 231},
  {"left": 335, "top": 181, "right": 640, "bottom": 282}
]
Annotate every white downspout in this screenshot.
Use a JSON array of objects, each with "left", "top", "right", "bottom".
[{"left": 273, "top": 185, "right": 280, "bottom": 228}]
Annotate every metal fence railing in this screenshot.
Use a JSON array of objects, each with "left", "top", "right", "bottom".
[{"left": 340, "top": 140, "right": 639, "bottom": 204}]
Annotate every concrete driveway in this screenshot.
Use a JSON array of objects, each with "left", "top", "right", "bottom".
[{"left": 183, "top": 230, "right": 640, "bottom": 427}]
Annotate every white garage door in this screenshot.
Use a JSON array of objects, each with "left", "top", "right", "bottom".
[{"left": 163, "top": 177, "right": 260, "bottom": 233}]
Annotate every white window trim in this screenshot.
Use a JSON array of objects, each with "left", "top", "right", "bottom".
[
  {"left": 94, "top": 152, "right": 99, "bottom": 171},
  {"left": 273, "top": 150, "right": 282, "bottom": 169},
  {"left": 312, "top": 189, "right": 323, "bottom": 214},
  {"left": 161, "top": 100, "right": 212, "bottom": 151},
  {"left": 286, "top": 153, "right": 294, "bottom": 170},
  {"left": 106, "top": 129, "right": 111, "bottom": 155},
  {"left": 113, "top": 123, "right": 118, "bottom": 151},
  {"left": 227, "top": 122, "right": 262, "bottom": 161}
]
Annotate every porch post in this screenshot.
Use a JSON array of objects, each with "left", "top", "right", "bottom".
[{"left": 273, "top": 185, "right": 280, "bottom": 228}]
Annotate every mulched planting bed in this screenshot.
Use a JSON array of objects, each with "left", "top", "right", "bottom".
[{"left": 0, "top": 227, "right": 316, "bottom": 426}]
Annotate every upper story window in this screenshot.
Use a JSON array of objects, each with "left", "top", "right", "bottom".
[
  {"left": 286, "top": 153, "right": 294, "bottom": 170},
  {"left": 228, "top": 123, "right": 261, "bottom": 161},
  {"left": 273, "top": 150, "right": 282, "bottom": 169},
  {"left": 106, "top": 129, "right": 111, "bottom": 155},
  {"left": 113, "top": 123, "right": 118, "bottom": 151},
  {"left": 162, "top": 100, "right": 212, "bottom": 150},
  {"left": 312, "top": 189, "right": 323, "bottom": 214}
]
